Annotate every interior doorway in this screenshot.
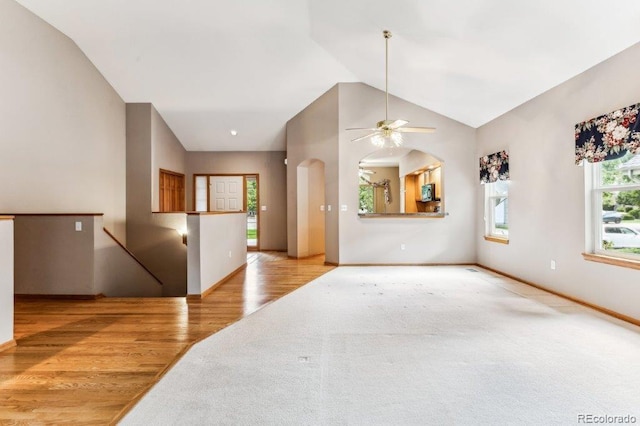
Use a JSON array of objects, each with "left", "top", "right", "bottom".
[
  {"left": 296, "top": 160, "right": 325, "bottom": 258},
  {"left": 193, "top": 174, "right": 260, "bottom": 250}
]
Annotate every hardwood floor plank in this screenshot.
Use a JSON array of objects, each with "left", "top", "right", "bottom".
[{"left": 0, "top": 252, "right": 333, "bottom": 424}]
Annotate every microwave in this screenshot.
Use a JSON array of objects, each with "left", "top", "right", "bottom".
[{"left": 421, "top": 183, "right": 435, "bottom": 202}]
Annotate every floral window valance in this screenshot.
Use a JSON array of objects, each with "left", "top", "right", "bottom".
[
  {"left": 575, "top": 103, "right": 640, "bottom": 165},
  {"left": 479, "top": 150, "right": 509, "bottom": 184}
]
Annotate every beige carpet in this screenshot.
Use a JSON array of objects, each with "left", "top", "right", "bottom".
[{"left": 122, "top": 266, "right": 640, "bottom": 425}]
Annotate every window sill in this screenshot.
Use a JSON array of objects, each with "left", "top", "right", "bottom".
[
  {"left": 582, "top": 253, "right": 640, "bottom": 271},
  {"left": 484, "top": 235, "right": 509, "bottom": 245}
]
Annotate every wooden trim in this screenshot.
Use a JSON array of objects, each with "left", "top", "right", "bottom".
[
  {"left": 477, "top": 263, "right": 640, "bottom": 328},
  {"left": 358, "top": 213, "right": 446, "bottom": 218},
  {"left": 186, "top": 211, "right": 246, "bottom": 215},
  {"left": 0, "top": 339, "right": 17, "bottom": 353},
  {"left": 102, "top": 228, "right": 164, "bottom": 286},
  {"left": 324, "top": 261, "right": 339, "bottom": 266},
  {"left": 0, "top": 213, "right": 103, "bottom": 216},
  {"left": 249, "top": 174, "right": 260, "bottom": 251},
  {"left": 186, "top": 263, "right": 248, "bottom": 301},
  {"left": 339, "top": 262, "right": 474, "bottom": 266},
  {"left": 159, "top": 168, "right": 185, "bottom": 177},
  {"left": 151, "top": 211, "right": 188, "bottom": 215},
  {"left": 582, "top": 252, "right": 640, "bottom": 271},
  {"left": 0, "top": 216, "right": 14, "bottom": 220},
  {"left": 484, "top": 235, "right": 509, "bottom": 244},
  {"left": 15, "top": 293, "right": 105, "bottom": 300},
  {"left": 289, "top": 254, "right": 326, "bottom": 260}
]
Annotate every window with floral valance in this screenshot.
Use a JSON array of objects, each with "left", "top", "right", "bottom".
[
  {"left": 479, "top": 150, "right": 509, "bottom": 184},
  {"left": 575, "top": 103, "right": 640, "bottom": 165}
]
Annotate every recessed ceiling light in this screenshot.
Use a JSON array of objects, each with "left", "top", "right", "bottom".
[{"left": 230, "top": 130, "right": 238, "bottom": 136}]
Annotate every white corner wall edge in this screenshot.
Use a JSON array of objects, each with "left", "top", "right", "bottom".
[
  {"left": 187, "top": 213, "right": 247, "bottom": 296},
  {"left": 0, "top": 218, "right": 14, "bottom": 347}
]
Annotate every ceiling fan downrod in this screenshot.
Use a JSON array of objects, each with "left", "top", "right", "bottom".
[{"left": 383, "top": 30, "right": 391, "bottom": 124}]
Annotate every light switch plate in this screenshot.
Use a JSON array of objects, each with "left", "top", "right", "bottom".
[
  {"left": 261, "top": 206, "right": 267, "bottom": 211},
  {"left": 75, "top": 221, "right": 82, "bottom": 232}
]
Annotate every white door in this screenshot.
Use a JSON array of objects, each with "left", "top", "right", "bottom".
[{"left": 210, "top": 176, "right": 244, "bottom": 211}]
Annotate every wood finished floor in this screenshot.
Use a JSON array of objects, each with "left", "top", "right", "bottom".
[{"left": 0, "top": 252, "right": 333, "bottom": 425}]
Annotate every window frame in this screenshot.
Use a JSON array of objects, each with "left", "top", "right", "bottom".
[
  {"left": 590, "top": 160, "right": 640, "bottom": 262},
  {"left": 484, "top": 180, "right": 509, "bottom": 243}
]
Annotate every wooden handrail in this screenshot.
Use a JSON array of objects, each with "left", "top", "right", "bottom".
[
  {"left": 102, "top": 228, "right": 164, "bottom": 286},
  {"left": 0, "top": 216, "right": 14, "bottom": 220}
]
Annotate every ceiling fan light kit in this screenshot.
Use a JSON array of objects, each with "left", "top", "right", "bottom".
[{"left": 348, "top": 30, "right": 436, "bottom": 148}]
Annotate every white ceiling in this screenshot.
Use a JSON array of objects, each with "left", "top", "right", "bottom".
[{"left": 15, "top": 0, "right": 640, "bottom": 151}]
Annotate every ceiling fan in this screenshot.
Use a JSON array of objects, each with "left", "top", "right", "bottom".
[{"left": 348, "top": 30, "right": 436, "bottom": 147}]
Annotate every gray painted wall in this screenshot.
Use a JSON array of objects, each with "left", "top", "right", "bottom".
[
  {"left": 286, "top": 85, "right": 340, "bottom": 262},
  {"left": 476, "top": 41, "right": 640, "bottom": 321},
  {"left": 0, "top": 219, "right": 14, "bottom": 346},
  {"left": 126, "top": 103, "right": 188, "bottom": 296},
  {"left": 93, "top": 217, "right": 162, "bottom": 297},
  {"left": 185, "top": 151, "right": 288, "bottom": 251},
  {"left": 14, "top": 215, "right": 96, "bottom": 295},
  {"left": 0, "top": 1, "right": 127, "bottom": 241},
  {"left": 338, "top": 83, "right": 477, "bottom": 264}
]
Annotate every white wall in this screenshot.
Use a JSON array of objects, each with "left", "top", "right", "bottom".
[
  {"left": 187, "top": 213, "right": 247, "bottom": 295},
  {"left": 338, "top": 83, "right": 477, "bottom": 264},
  {"left": 0, "top": 1, "right": 126, "bottom": 240},
  {"left": 0, "top": 218, "right": 14, "bottom": 347},
  {"left": 476, "top": 42, "right": 640, "bottom": 321}
]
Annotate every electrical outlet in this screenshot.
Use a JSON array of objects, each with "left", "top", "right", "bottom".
[
  {"left": 261, "top": 205, "right": 267, "bottom": 211},
  {"left": 550, "top": 260, "right": 556, "bottom": 270},
  {"left": 401, "top": 244, "right": 406, "bottom": 250},
  {"left": 341, "top": 205, "right": 348, "bottom": 212}
]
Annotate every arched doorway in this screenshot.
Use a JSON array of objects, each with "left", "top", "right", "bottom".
[{"left": 296, "top": 159, "right": 325, "bottom": 258}]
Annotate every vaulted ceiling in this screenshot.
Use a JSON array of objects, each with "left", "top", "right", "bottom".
[{"left": 15, "top": 0, "right": 640, "bottom": 151}]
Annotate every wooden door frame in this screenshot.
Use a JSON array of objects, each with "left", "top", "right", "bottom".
[{"left": 192, "top": 173, "right": 260, "bottom": 251}]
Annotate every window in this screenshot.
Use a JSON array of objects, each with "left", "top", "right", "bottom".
[
  {"left": 484, "top": 180, "right": 509, "bottom": 241},
  {"left": 358, "top": 182, "right": 374, "bottom": 214},
  {"left": 591, "top": 153, "right": 640, "bottom": 260},
  {"left": 159, "top": 169, "right": 185, "bottom": 212}
]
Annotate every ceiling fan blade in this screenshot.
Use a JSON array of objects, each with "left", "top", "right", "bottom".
[
  {"left": 396, "top": 127, "right": 436, "bottom": 133},
  {"left": 351, "top": 132, "right": 380, "bottom": 142},
  {"left": 387, "top": 119, "right": 409, "bottom": 129},
  {"left": 346, "top": 127, "right": 379, "bottom": 131}
]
